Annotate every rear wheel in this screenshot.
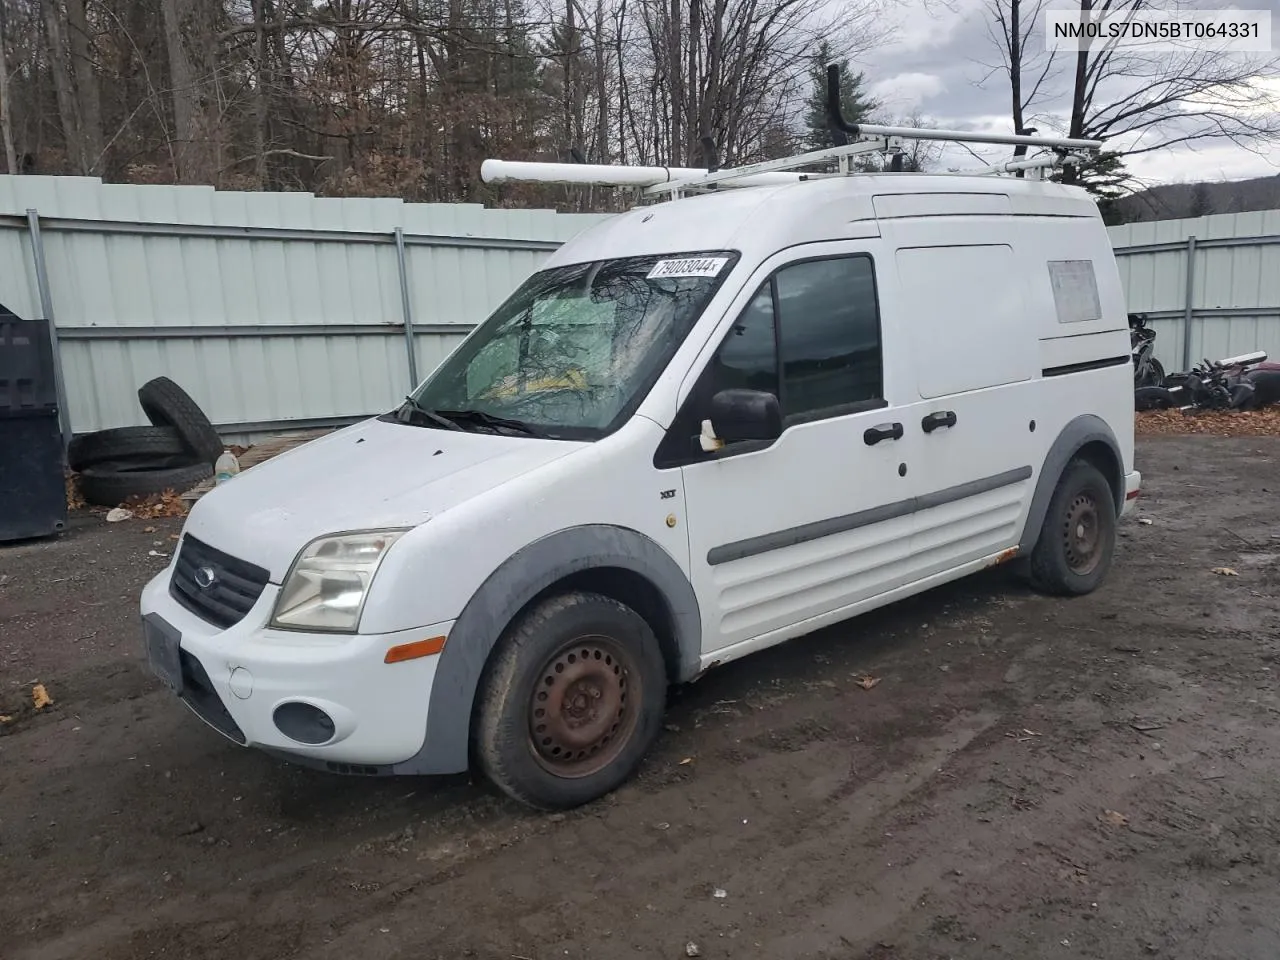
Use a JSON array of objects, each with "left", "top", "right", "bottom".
[
  {"left": 1026, "top": 460, "right": 1117, "bottom": 596},
  {"left": 474, "top": 591, "right": 666, "bottom": 809},
  {"left": 1134, "top": 386, "right": 1176, "bottom": 411}
]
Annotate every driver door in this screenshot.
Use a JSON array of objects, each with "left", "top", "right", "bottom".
[{"left": 659, "top": 241, "right": 922, "bottom": 658}]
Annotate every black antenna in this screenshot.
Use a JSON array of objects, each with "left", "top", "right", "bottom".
[
  {"left": 699, "top": 135, "right": 720, "bottom": 172},
  {"left": 826, "top": 64, "right": 860, "bottom": 145},
  {"left": 1012, "top": 126, "right": 1036, "bottom": 177}
]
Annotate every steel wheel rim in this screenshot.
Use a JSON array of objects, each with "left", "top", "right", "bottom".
[
  {"left": 528, "top": 635, "right": 639, "bottom": 778},
  {"left": 1063, "top": 492, "right": 1102, "bottom": 575}
]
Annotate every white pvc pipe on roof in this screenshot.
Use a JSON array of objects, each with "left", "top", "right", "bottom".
[{"left": 480, "top": 158, "right": 805, "bottom": 189}]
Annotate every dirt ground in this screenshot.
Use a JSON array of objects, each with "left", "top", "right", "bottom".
[{"left": 2, "top": 434, "right": 1279, "bottom": 960}]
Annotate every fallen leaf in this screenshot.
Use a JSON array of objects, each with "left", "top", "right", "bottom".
[
  {"left": 1137, "top": 407, "right": 1280, "bottom": 438},
  {"left": 856, "top": 675, "right": 881, "bottom": 690},
  {"left": 1212, "top": 567, "right": 1239, "bottom": 577},
  {"left": 1137, "top": 518, "right": 1153, "bottom": 525},
  {"left": 1023, "top": 728, "right": 1042, "bottom": 737},
  {"left": 678, "top": 756, "right": 694, "bottom": 765},
  {"left": 0, "top": 715, "right": 12, "bottom": 723},
  {"left": 143, "top": 526, "right": 157, "bottom": 533},
  {"left": 32, "top": 684, "right": 53, "bottom": 709},
  {"left": 1100, "top": 809, "right": 1128, "bottom": 827},
  {"left": 105, "top": 507, "right": 133, "bottom": 523}
]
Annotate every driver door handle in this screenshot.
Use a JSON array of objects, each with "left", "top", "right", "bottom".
[
  {"left": 863, "top": 422, "right": 904, "bottom": 446},
  {"left": 921, "top": 410, "right": 957, "bottom": 434}
]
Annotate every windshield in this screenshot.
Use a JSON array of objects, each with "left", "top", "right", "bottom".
[{"left": 400, "top": 251, "right": 739, "bottom": 440}]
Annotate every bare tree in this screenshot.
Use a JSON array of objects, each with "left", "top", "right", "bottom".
[
  {"left": 625, "top": 0, "right": 889, "bottom": 167},
  {"left": 0, "top": 1, "right": 17, "bottom": 173},
  {"left": 981, "top": 0, "right": 1280, "bottom": 192},
  {"left": 978, "top": 0, "right": 1058, "bottom": 162},
  {"left": 0, "top": 0, "right": 899, "bottom": 206},
  {"left": 162, "top": 0, "right": 225, "bottom": 183}
]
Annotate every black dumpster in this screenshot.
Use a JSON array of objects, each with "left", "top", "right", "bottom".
[{"left": 0, "top": 302, "right": 67, "bottom": 541}]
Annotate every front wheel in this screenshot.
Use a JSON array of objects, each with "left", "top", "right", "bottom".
[
  {"left": 474, "top": 591, "right": 667, "bottom": 809},
  {"left": 1026, "top": 460, "right": 1117, "bottom": 596}
]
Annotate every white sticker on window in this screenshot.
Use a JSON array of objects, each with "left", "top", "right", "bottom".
[{"left": 646, "top": 257, "right": 729, "bottom": 280}]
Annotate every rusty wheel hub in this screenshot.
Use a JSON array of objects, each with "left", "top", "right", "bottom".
[
  {"left": 528, "top": 636, "right": 639, "bottom": 778},
  {"left": 1062, "top": 492, "right": 1101, "bottom": 575}
]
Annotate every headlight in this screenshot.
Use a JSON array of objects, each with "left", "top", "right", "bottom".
[{"left": 270, "top": 530, "right": 407, "bottom": 632}]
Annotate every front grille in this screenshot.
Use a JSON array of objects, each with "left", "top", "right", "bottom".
[{"left": 170, "top": 535, "right": 270, "bottom": 629}]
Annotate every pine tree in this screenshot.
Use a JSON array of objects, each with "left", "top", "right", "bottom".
[{"left": 802, "top": 41, "right": 877, "bottom": 151}]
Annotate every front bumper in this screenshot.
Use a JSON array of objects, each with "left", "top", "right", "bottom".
[
  {"left": 1121, "top": 469, "right": 1142, "bottom": 517},
  {"left": 139, "top": 569, "right": 453, "bottom": 768}
]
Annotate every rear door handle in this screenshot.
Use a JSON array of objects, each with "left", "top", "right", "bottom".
[
  {"left": 863, "top": 422, "right": 904, "bottom": 446},
  {"left": 921, "top": 410, "right": 957, "bottom": 433}
]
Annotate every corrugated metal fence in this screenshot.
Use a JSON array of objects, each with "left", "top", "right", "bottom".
[
  {"left": 1110, "top": 209, "right": 1280, "bottom": 371},
  {"left": 0, "top": 175, "right": 607, "bottom": 442},
  {"left": 2, "top": 175, "right": 1278, "bottom": 443}
]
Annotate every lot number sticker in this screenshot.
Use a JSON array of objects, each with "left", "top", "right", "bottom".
[{"left": 647, "top": 257, "right": 729, "bottom": 279}]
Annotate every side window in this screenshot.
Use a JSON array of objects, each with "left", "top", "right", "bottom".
[
  {"left": 706, "top": 285, "right": 779, "bottom": 396},
  {"left": 656, "top": 254, "right": 883, "bottom": 468},
  {"left": 776, "top": 257, "right": 883, "bottom": 418}
]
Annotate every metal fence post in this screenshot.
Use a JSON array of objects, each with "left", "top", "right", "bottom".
[
  {"left": 26, "top": 209, "right": 72, "bottom": 449},
  {"left": 1180, "top": 235, "right": 1197, "bottom": 370},
  {"left": 393, "top": 227, "right": 419, "bottom": 390}
]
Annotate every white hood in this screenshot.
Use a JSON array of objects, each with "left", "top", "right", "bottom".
[{"left": 181, "top": 418, "right": 583, "bottom": 579}]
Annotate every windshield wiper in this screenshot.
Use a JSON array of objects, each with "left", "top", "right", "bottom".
[
  {"left": 399, "top": 395, "right": 463, "bottom": 431},
  {"left": 434, "top": 408, "right": 548, "bottom": 437}
]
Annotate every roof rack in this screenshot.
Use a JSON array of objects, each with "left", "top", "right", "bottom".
[{"left": 480, "top": 65, "right": 1102, "bottom": 200}]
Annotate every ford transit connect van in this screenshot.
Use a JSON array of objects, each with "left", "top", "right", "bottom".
[{"left": 140, "top": 143, "right": 1139, "bottom": 809}]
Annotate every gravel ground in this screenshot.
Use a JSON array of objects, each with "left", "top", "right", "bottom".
[{"left": 2, "top": 434, "right": 1279, "bottom": 960}]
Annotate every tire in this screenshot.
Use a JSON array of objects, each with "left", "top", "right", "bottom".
[
  {"left": 137, "top": 377, "right": 223, "bottom": 465},
  {"left": 67, "top": 425, "right": 187, "bottom": 472},
  {"left": 78, "top": 460, "right": 213, "bottom": 507},
  {"left": 474, "top": 590, "right": 667, "bottom": 810},
  {"left": 1026, "top": 459, "right": 1117, "bottom": 597},
  {"left": 1134, "top": 386, "right": 1176, "bottom": 411},
  {"left": 1134, "top": 357, "right": 1162, "bottom": 389}
]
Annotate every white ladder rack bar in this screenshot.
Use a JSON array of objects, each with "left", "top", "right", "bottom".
[
  {"left": 481, "top": 126, "right": 1102, "bottom": 192},
  {"left": 970, "top": 155, "right": 1079, "bottom": 176},
  {"left": 846, "top": 123, "right": 1100, "bottom": 151},
  {"left": 479, "top": 158, "right": 805, "bottom": 189},
  {"left": 643, "top": 138, "right": 891, "bottom": 196}
]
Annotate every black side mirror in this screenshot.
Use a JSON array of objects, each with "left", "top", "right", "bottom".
[{"left": 709, "top": 388, "right": 782, "bottom": 445}]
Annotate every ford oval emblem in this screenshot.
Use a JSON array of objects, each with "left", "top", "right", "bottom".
[{"left": 194, "top": 566, "right": 218, "bottom": 591}]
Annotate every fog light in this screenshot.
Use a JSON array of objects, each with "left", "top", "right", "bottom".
[{"left": 273, "top": 702, "right": 336, "bottom": 745}]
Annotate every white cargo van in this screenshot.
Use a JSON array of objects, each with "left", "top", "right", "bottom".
[{"left": 139, "top": 116, "right": 1139, "bottom": 809}]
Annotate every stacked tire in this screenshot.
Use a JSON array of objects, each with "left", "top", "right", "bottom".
[{"left": 70, "top": 377, "right": 221, "bottom": 507}]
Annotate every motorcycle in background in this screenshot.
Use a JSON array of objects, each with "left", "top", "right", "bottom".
[
  {"left": 1129, "top": 313, "right": 1164, "bottom": 388},
  {"left": 1139, "top": 350, "right": 1280, "bottom": 412}
]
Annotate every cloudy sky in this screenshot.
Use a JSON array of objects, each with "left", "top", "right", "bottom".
[{"left": 847, "top": 0, "right": 1280, "bottom": 186}]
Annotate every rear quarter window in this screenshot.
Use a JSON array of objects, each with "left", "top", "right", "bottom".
[{"left": 1047, "top": 260, "right": 1102, "bottom": 324}]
